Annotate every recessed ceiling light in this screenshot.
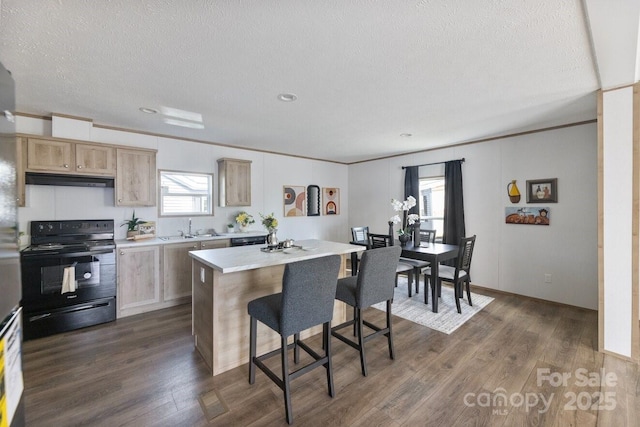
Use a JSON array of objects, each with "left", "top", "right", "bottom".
[
  {"left": 400, "top": 133, "right": 412, "bottom": 137},
  {"left": 139, "top": 107, "right": 158, "bottom": 114},
  {"left": 163, "top": 118, "right": 205, "bottom": 129},
  {"left": 277, "top": 93, "right": 298, "bottom": 102}
]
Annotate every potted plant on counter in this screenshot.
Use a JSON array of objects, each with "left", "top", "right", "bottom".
[
  {"left": 121, "top": 210, "right": 145, "bottom": 238},
  {"left": 235, "top": 211, "right": 255, "bottom": 232}
]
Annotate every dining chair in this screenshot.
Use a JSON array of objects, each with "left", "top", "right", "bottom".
[
  {"left": 331, "top": 245, "right": 402, "bottom": 376},
  {"left": 351, "top": 226, "right": 369, "bottom": 242},
  {"left": 422, "top": 235, "right": 476, "bottom": 313},
  {"left": 396, "top": 228, "right": 434, "bottom": 297},
  {"left": 419, "top": 229, "right": 437, "bottom": 245},
  {"left": 349, "top": 226, "right": 369, "bottom": 275},
  {"left": 248, "top": 255, "right": 341, "bottom": 424},
  {"left": 367, "top": 233, "right": 416, "bottom": 296}
]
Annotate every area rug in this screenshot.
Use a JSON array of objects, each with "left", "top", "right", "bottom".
[
  {"left": 198, "top": 388, "right": 229, "bottom": 422},
  {"left": 372, "top": 278, "right": 494, "bottom": 334}
]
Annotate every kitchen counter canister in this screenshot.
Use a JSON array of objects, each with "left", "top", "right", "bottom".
[{"left": 190, "top": 239, "right": 364, "bottom": 375}]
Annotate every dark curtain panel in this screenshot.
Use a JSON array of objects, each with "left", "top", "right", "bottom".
[
  {"left": 443, "top": 160, "right": 465, "bottom": 245},
  {"left": 404, "top": 166, "right": 420, "bottom": 216}
]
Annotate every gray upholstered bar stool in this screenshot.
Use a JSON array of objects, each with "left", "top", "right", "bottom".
[
  {"left": 248, "top": 255, "right": 341, "bottom": 425},
  {"left": 331, "top": 245, "right": 402, "bottom": 376}
]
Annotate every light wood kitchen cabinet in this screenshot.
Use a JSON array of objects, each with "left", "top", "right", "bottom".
[
  {"left": 75, "top": 143, "right": 115, "bottom": 175},
  {"left": 116, "top": 148, "right": 157, "bottom": 207},
  {"left": 118, "top": 238, "right": 229, "bottom": 318},
  {"left": 199, "top": 239, "right": 228, "bottom": 250},
  {"left": 17, "top": 135, "right": 157, "bottom": 207},
  {"left": 25, "top": 137, "right": 115, "bottom": 176},
  {"left": 26, "top": 138, "right": 73, "bottom": 172},
  {"left": 117, "top": 245, "right": 161, "bottom": 318},
  {"left": 163, "top": 239, "right": 228, "bottom": 303},
  {"left": 218, "top": 158, "right": 251, "bottom": 207},
  {"left": 163, "top": 241, "right": 200, "bottom": 303}
]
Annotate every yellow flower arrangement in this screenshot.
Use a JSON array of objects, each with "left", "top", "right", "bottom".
[
  {"left": 235, "top": 211, "right": 255, "bottom": 227},
  {"left": 260, "top": 213, "right": 278, "bottom": 231}
]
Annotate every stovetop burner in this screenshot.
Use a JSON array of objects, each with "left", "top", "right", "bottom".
[{"left": 23, "top": 219, "right": 116, "bottom": 256}]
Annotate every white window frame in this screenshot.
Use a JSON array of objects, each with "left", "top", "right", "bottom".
[
  {"left": 418, "top": 175, "right": 445, "bottom": 241},
  {"left": 159, "top": 170, "right": 214, "bottom": 217}
]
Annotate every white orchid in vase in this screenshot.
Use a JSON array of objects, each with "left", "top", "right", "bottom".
[{"left": 390, "top": 196, "right": 420, "bottom": 236}]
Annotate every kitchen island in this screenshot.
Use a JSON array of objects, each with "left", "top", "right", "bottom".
[{"left": 189, "top": 239, "right": 364, "bottom": 375}]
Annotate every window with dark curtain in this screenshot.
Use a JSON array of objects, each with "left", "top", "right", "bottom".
[
  {"left": 443, "top": 160, "right": 466, "bottom": 245},
  {"left": 403, "top": 166, "right": 419, "bottom": 215}
]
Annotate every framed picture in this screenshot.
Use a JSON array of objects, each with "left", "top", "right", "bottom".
[
  {"left": 322, "top": 187, "right": 340, "bottom": 215},
  {"left": 307, "top": 185, "right": 320, "bottom": 216},
  {"left": 505, "top": 207, "right": 550, "bottom": 225},
  {"left": 283, "top": 185, "right": 306, "bottom": 216},
  {"left": 526, "top": 178, "right": 557, "bottom": 203}
]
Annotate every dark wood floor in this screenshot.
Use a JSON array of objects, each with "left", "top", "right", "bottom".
[{"left": 22, "top": 287, "right": 639, "bottom": 426}]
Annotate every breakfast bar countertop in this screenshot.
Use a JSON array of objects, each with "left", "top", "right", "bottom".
[{"left": 189, "top": 239, "right": 364, "bottom": 273}]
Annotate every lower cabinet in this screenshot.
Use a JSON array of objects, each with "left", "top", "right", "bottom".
[
  {"left": 117, "top": 245, "right": 161, "bottom": 318},
  {"left": 163, "top": 241, "right": 201, "bottom": 303},
  {"left": 117, "top": 239, "right": 229, "bottom": 318}
]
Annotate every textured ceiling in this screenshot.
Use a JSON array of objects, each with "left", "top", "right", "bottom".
[{"left": 0, "top": 1, "right": 604, "bottom": 163}]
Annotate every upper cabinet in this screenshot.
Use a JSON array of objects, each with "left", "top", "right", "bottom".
[
  {"left": 26, "top": 138, "right": 73, "bottom": 173},
  {"left": 116, "top": 148, "right": 156, "bottom": 207},
  {"left": 18, "top": 136, "right": 157, "bottom": 207},
  {"left": 218, "top": 158, "right": 251, "bottom": 207},
  {"left": 26, "top": 137, "right": 115, "bottom": 176},
  {"left": 75, "top": 143, "right": 115, "bottom": 175}
]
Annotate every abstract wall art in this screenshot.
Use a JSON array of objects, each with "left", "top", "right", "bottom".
[
  {"left": 283, "top": 185, "right": 306, "bottom": 216},
  {"left": 322, "top": 187, "right": 340, "bottom": 215}
]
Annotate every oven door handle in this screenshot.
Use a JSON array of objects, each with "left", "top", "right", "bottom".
[
  {"left": 29, "top": 313, "right": 51, "bottom": 322},
  {"left": 23, "top": 248, "right": 115, "bottom": 259},
  {"left": 27, "top": 302, "right": 111, "bottom": 323},
  {"left": 64, "top": 248, "right": 115, "bottom": 257}
]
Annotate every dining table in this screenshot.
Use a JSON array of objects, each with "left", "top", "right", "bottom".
[{"left": 350, "top": 240, "right": 459, "bottom": 313}]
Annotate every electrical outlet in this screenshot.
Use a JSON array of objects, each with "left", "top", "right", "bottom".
[{"left": 544, "top": 274, "right": 552, "bottom": 284}]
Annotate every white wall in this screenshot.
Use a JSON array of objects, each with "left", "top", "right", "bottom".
[
  {"left": 16, "top": 117, "right": 349, "bottom": 243},
  {"left": 348, "top": 123, "right": 598, "bottom": 309},
  {"left": 16, "top": 115, "right": 597, "bottom": 309}
]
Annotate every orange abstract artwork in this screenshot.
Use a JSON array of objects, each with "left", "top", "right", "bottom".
[
  {"left": 323, "top": 187, "right": 340, "bottom": 215},
  {"left": 283, "top": 186, "right": 306, "bottom": 216}
]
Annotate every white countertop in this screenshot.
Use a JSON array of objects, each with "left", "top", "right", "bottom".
[
  {"left": 189, "top": 239, "right": 364, "bottom": 273},
  {"left": 115, "top": 231, "right": 267, "bottom": 248}
]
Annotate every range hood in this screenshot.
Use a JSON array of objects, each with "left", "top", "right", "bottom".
[{"left": 25, "top": 172, "right": 115, "bottom": 188}]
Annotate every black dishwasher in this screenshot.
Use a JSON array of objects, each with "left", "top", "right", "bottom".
[{"left": 229, "top": 235, "right": 267, "bottom": 246}]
